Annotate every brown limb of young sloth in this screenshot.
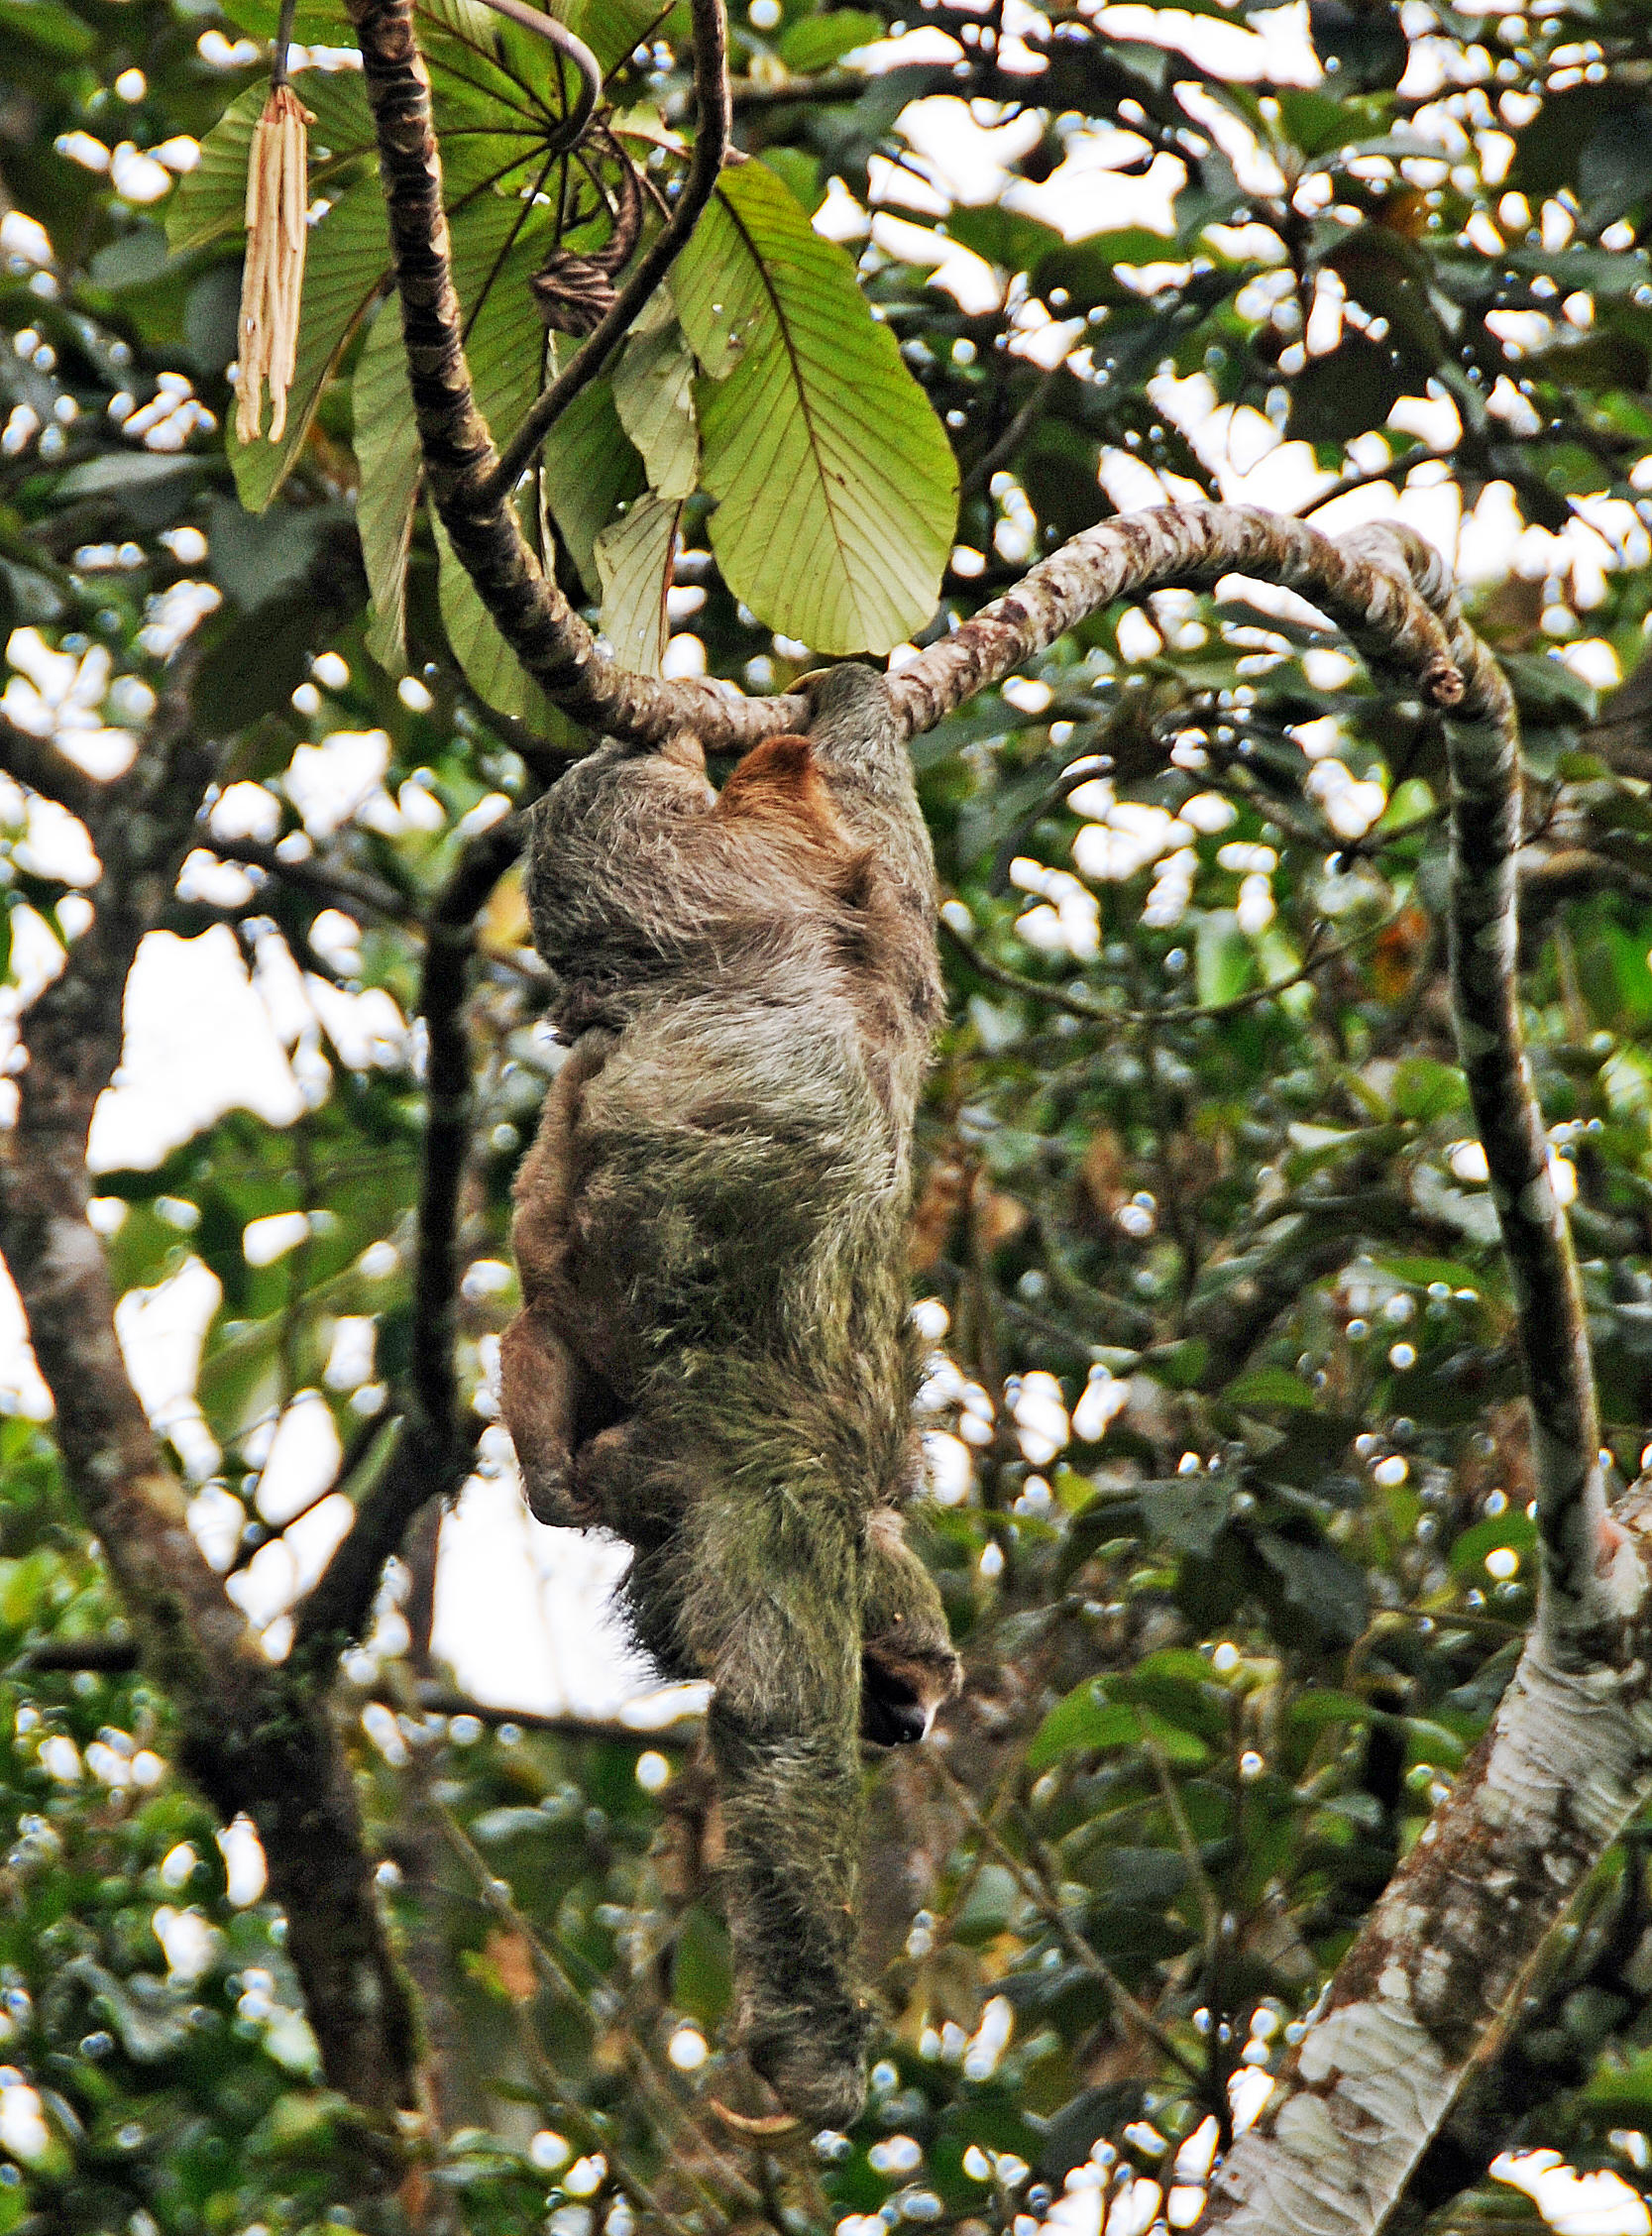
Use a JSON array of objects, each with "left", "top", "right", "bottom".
[{"left": 498, "top": 661, "right": 961, "bottom": 2127}]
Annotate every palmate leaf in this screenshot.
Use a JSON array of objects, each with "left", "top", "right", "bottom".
[
  {"left": 166, "top": 70, "right": 377, "bottom": 257},
  {"left": 674, "top": 162, "right": 957, "bottom": 656},
  {"left": 353, "top": 198, "right": 552, "bottom": 669}
]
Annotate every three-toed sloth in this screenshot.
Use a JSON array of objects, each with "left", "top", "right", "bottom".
[{"left": 499, "top": 663, "right": 962, "bottom": 2128}]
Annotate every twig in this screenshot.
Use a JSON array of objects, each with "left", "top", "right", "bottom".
[
  {"left": 413, "top": 1684, "right": 703, "bottom": 1747},
  {"left": 1297, "top": 443, "right": 1459, "bottom": 519},
  {"left": 940, "top": 906, "right": 1398, "bottom": 1027},
  {"left": 1138, "top": 1717, "right": 1223, "bottom": 1953},
  {"left": 926, "top": 1749, "right": 1206, "bottom": 2084},
  {"left": 208, "top": 834, "right": 411, "bottom": 923},
  {"left": 431, "top": 1794, "right": 745, "bottom": 2227},
  {"left": 960, "top": 368, "right": 1060, "bottom": 502},
  {"left": 295, "top": 824, "right": 519, "bottom": 1660},
  {"left": 727, "top": 68, "right": 863, "bottom": 107}
]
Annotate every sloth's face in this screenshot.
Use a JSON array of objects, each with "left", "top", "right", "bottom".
[{"left": 860, "top": 1649, "right": 955, "bottom": 1745}]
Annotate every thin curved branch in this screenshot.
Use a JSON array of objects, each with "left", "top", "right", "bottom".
[
  {"left": 467, "top": 0, "right": 599, "bottom": 151},
  {"left": 885, "top": 504, "right": 1465, "bottom": 736},
  {"left": 483, "top": 0, "right": 732, "bottom": 501},
  {"left": 0, "top": 719, "right": 103, "bottom": 823},
  {"left": 940, "top": 906, "right": 1401, "bottom": 1027},
  {"left": 294, "top": 820, "right": 520, "bottom": 1660},
  {"left": 348, "top": 0, "right": 803, "bottom": 746}
]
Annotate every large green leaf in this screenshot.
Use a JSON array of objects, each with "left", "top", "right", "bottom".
[
  {"left": 555, "top": 0, "right": 666, "bottom": 73},
  {"left": 778, "top": 7, "right": 882, "bottom": 70},
  {"left": 596, "top": 493, "right": 681, "bottom": 673},
  {"left": 674, "top": 162, "right": 957, "bottom": 655},
  {"left": 230, "top": 178, "right": 391, "bottom": 512},
  {"left": 353, "top": 299, "right": 420, "bottom": 673},
  {"left": 541, "top": 378, "right": 646, "bottom": 596},
  {"left": 166, "top": 72, "right": 377, "bottom": 258},
  {"left": 432, "top": 508, "right": 556, "bottom": 729}
]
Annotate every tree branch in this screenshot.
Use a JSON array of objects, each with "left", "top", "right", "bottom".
[
  {"left": 0, "top": 719, "right": 105, "bottom": 824},
  {"left": 858, "top": 498, "right": 1652, "bottom": 2233},
  {"left": 483, "top": 0, "right": 733, "bottom": 502},
  {"left": 294, "top": 821, "right": 521, "bottom": 1660},
  {"left": 884, "top": 504, "right": 1465, "bottom": 736},
  {"left": 910, "top": 503, "right": 1642, "bottom": 2236},
  {"left": 346, "top": 0, "right": 805, "bottom": 748},
  {"left": 0, "top": 733, "right": 420, "bottom": 2123}
]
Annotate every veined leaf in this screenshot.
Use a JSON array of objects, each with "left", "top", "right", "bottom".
[
  {"left": 541, "top": 379, "right": 645, "bottom": 596},
  {"left": 554, "top": 0, "right": 666, "bottom": 73},
  {"left": 353, "top": 299, "right": 420, "bottom": 673},
  {"left": 432, "top": 508, "right": 555, "bottom": 730},
  {"left": 674, "top": 162, "right": 956, "bottom": 655},
  {"left": 612, "top": 315, "right": 699, "bottom": 501},
  {"left": 350, "top": 194, "right": 550, "bottom": 669},
  {"left": 420, "top": 0, "right": 593, "bottom": 192},
  {"left": 452, "top": 195, "right": 555, "bottom": 440},
  {"left": 778, "top": 8, "right": 882, "bottom": 70},
  {"left": 229, "top": 176, "right": 391, "bottom": 513},
  {"left": 596, "top": 494, "right": 681, "bottom": 673},
  {"left": 167, "top": 71, "right": 376, "bottom": 258}
]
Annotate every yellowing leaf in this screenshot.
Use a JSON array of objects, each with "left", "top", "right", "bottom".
[
  {"left": 541, "top": 380, "right": 646, "bottom": 598},
  {"left": 612, "top": 317, "right": 700, "bottom": 502},
  {"left": 596, "top": 495, "right": 682, "bottom": 675}
]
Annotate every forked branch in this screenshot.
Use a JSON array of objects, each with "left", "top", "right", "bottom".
[{"left": 347, "top": 0, "right": 802, "bottom": 746}]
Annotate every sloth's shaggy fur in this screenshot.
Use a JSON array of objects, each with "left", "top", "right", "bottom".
[{"left": 500, "top": 664, "right": 961, "bottom": 2126}]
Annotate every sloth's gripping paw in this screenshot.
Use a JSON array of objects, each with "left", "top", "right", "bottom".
[{"left": 519, "top": 1457, "right": 582, "bottom": 1529}]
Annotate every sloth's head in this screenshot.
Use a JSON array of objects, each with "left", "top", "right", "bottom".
[{"left": 860, "top": 1637, "right": 962, "bottom": 1746}]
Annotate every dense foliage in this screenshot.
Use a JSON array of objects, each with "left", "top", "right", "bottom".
[{"left": 11, "top": 0, "right": 1652, "bottom": 2226}]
